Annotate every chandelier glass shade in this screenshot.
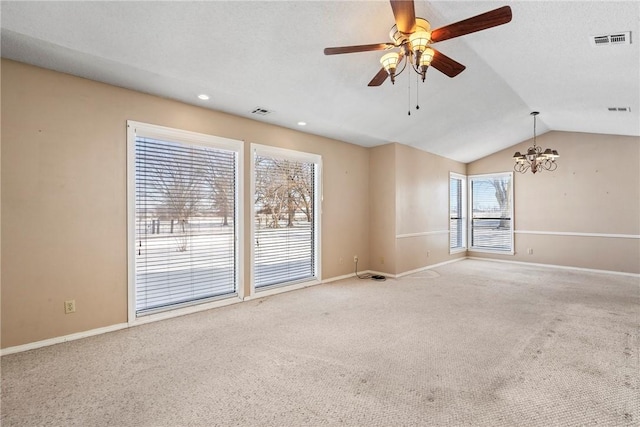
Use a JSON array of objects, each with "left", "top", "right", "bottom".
[{"left": 513, "top": 112, "right": 559, "bottom": 174}]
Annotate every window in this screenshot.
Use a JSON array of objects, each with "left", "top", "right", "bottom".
[
  {"left": 449, "top": 173, "right": 467, "bottom": 252},
  {"left": 127, "top": 121, "right": 242, "bottom": 317},
  {"left": 468, "top": 172, "right": 514, "bottom": 253},
  {"left": 252, "top": 145, "right": 321, "bottom": 290}
]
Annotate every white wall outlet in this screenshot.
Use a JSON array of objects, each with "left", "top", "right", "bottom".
[
  {"left": 380, "top": 256, "right": 385, "bottom": 265},
  {"left": 527, "top": 248, "right": 533, "bottom": 255},
  {"left": 64, "top": 300, "right": 76, "bottom": 314},
  {"left": 353, "top": 255, "right": 358, "bottom": 263}
]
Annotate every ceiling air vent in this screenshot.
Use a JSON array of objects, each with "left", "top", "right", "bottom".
[
  {"left": 251, "top": 107, "right": 272, "bottom": 115},
  {"left": 590, "top": 31, "right": 631, "bottom": 46}
]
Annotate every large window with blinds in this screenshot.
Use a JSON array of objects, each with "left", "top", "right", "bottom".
[
  {"left": 469, "top": 172, "right": 514, "bottom": 253},
  {"left": 252, "top": 145, "right": 321, "bottom": 290},
  {"left": 127, "top": 121, "right": 242, "bottom": 317},
  {"left": 449, "top": 173, "right": 467, "bottom": 252}
]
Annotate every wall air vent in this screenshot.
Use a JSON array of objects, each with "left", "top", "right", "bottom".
[
  {"left": 590, "top": 31, "right": 631, "bottom": 46},
  {"left": 251, "top": 107, "right": 272, "bottom": 115},
  {"left": 607, "top": 107, "right": 631, "bottom": 112}
]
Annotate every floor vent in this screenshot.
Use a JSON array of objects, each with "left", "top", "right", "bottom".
[
  {"left": 251, "top": 107, "right": 272, "bottom": 115},
  {"left": 608, "top": 107, "right": 631, "bottom": 112},
  {"left": 590, "top": 31, "right": 631, "bottom": 46}
]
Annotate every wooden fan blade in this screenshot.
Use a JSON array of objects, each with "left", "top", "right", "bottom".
[
  {"left": 368, "top": 68, "right": 389, "bottom": 86},
  {"left": 390, "top": 0, "right": 416, "bottom": 34},
  {"left": 430, "top": 6, "right": 512, "bottom": 43},
  {"left": 324, "top": 43, "right": 395, "bottom": 55},
  {"left": 430, "top": 49, "right": 466, "bottom": 78}
]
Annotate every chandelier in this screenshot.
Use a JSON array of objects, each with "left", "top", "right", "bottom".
[
  {"left": 513, "top": 112, "right": 559, "bottom": 174},
  {"left": 379, "top": 19, "right": 435, "bottom": 84}
]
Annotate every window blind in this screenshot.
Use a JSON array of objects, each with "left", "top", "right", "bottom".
[
  {"left": 469, "top": 174, "right": 513, "bottom": 252},
  {"left": 254, "top": 154, "right": 316, "bottom": 288},
  {"left": 135, "top": 136, "right": 237, "bottom": 314},
  {"left": 450, "top": 175, "right": 465, "bottom": 250}
]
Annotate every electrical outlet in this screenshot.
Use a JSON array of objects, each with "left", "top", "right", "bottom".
[
  {"left": 64, "top": 300, "right": 76, "bottom": 314},
  {"left": 427, "top": 250, "right": 431, "bottom": 258},
  {"left": 527, "top": 248, "right": 533, "bottom": 255},
  {"left": 353, "top": 255, "right": 358, "bottom": 263},
  {"left": 380, "top": 256, "right": 385, "bottom": 265},
  {"left": 339, "top": 257, "right": 344, "bottom": 264}
]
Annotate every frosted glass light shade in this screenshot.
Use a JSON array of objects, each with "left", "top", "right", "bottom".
[
  {"left": 380, "top": 52, "right": 400, "bottom": 72},
  {"left": 419, "top": 47, "right": 435, "bottom": 66},
  {"left": 409, "top": 31, "right": 431, "bottom": 53}
]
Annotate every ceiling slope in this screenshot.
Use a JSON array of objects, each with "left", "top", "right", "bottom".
[{"left": 1, "top": 1, "right": 638, "bottom": 163}]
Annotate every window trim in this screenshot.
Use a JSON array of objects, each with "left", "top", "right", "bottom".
[
  {"left": 467, "top": 171, "right": 514, "bottom": 255},
  {"left": 249, "top": 143, "right": 322, "bottom": 298},
  {"left": 449, "top": 172, "right": 467, "bottom": 254},
  {"left": 126, "top": 121, "right": 244, "bottom": 326}
]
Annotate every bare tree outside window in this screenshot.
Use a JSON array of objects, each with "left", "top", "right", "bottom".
[
  {"left": 203, "top": 151, "right": 235, "bottom": 227},
  {"left": 254, "top": 157, "right": 314, "bottom": 229},
  {"left": 149, "top": 146, "right": 207, "bottom": 251},
  {"left": 487, "top": 178, "right": 512, "bottom": 229}
]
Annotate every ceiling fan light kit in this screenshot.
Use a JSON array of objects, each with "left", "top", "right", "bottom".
[
  {"left": 513, "top": 112, "right": 560, "bottom": 174},
  {"left": 324, "top": 1, "right": 512, "bottom": 87}
]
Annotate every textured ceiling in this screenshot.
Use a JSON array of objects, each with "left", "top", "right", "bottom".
[{"left": 2, "top": 1, "right": 639, "bottom": 163}]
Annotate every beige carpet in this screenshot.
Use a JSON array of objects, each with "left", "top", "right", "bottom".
[{"left": 2, "top": 259, "right": 638, "bottom": 426}]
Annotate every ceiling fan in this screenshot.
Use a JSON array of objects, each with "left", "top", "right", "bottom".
[{"left": 324, "top": 1, "right": 512, "bottom": 86}]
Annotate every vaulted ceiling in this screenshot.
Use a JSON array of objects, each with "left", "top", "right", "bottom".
[{"left": 2, "top": 1, "right": 638, "bottom": 163}]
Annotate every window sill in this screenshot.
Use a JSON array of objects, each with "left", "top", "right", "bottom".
[{"left": 468, "top": 248, "right": 515, "bottom": 256}]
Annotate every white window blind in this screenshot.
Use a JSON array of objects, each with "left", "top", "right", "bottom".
[
  {"left": 450, "top": 173, "right": 466, "bottom": 251},
  {"left": 133, "top": 132, "right": 238, "bottom": 315},
  {"left": 253, "top": 147, "right": 320, "bottom": 289},
  {"left": 469, "top": 173, "right": 513, "bottom": 253}
]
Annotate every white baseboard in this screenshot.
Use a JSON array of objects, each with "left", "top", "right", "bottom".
[
  {"left": 395, "top": 257, "right": 466, "bottom": 278},
  {"left": 1, "top": 273, "right": 352, "bottom": 356},
  {"left": 1, "top": 323, "right": 129, "bottom": 356},
  {"left": 322, "top": 272, "right": 357, "bottom": 283},
  {"left": 466, "top": 256, "right": 640, "bottom": 278},
  {"left": 4, "top": 257, "right": 635, "bottom": 356},
  {"left": 343, "top": 257, "right": 466, "bottom": 280}
]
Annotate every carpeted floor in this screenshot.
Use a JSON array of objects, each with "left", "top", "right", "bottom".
[{"left": 1, "top": 259, "right": 639, "bottom": 426}]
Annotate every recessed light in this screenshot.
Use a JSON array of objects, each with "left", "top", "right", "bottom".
[
  {"left": 198, "top": 94, "right": 210, "bottom": 100},
  {"left": 297, "top": 121, "right": 307, "bottom": 126}
]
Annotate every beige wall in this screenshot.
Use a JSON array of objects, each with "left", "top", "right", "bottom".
[
  {"left": 370, "top": 143, "right": 466, "bottom": 276},
  {"left": 395, "top": 144, "right": 466, "bottom": 274},
  {"left": 467, "top": 131, "right": 640, "bottom": 273},
  {"left": 1, "top": 60, "right": 371, "bottom": 348},
  {"left": 369, "top": 144, "right": 397, "bottom": 274},
  {"left": 3, "top": 59, "right": 638, "bottom": 351}
]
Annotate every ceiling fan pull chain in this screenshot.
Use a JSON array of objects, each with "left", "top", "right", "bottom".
[
  {"left": 407, "top": 74, "right": 411, "bottom": 115},
  {"left": 416, "top": 73, "right": 420, "bottom": 110}
]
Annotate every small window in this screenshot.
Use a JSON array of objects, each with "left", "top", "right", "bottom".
[
  {"left": 468, "top": 172, "right": 514, "bottom": 253},
  {"left": 449, "top": 173, "right": 467, "bottom": 252}
]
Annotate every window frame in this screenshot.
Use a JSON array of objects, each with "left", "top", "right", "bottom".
[
  {"left": 449, "top": 172, "right": 467, "bottom": 253},
  {"left": 467, "top": 171, "right": 514, "bottom": 255},
  {"left": 249, "top": 143, "right": 322, "bottom": 298},
  {"left": 126, "top": 121, "right": 244, "bottom": 325}
]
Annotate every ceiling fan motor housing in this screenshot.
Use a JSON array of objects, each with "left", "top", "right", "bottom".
[{"left": 389, "top": 18, "right": 431, "bottom": 45}]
